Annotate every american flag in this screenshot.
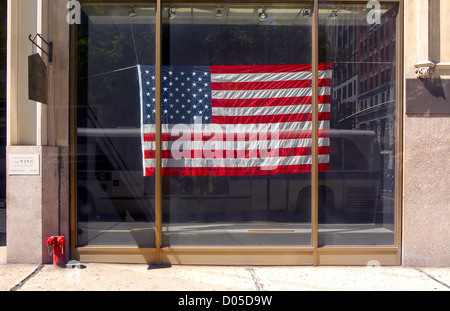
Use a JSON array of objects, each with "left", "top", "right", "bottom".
[{"left": 138, "top": 64, "right": 332, "bottom": 176}]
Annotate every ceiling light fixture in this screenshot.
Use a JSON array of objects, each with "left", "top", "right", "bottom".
[
  {"left": 329, "top": 10, "right": 338, "bottom": 19},
  {"left": 168, "top": 7, "right": 176, "bottom": 19},
  {"left": 329, "top": 5, "right": 338, "bottom": 19},
  {"left": 128, "top": 5, "right": 137, "bottom": 17},
  {"left": 258, "top": 7, "right": 268, "bottom": 21},
  {"left": 302, "top": 9, "right": 311, "bottom": 18},
  {"left": 215, "top": 7, "right": 224, "bottom": 19}
]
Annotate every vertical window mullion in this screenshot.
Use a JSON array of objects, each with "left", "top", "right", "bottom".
[
  {"left": 312, "top": 0, "right": 319, "bottom": 265},
  {"left": 155, "top": 0, "right": 163, "bottom": 265}
]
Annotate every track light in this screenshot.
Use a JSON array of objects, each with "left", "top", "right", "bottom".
[
  {"left": 258, "top": 8, "right": 268, "bottom": 21},
  {"left": 329, "top": 5, "right": 338, "bottom": 19},
  {"left": 168, "top": 7, "right": 176, "bottom": 19},
  {"left": 128, "top": 5, "right": 137, "bottom": 18},
  {"left": 302, "top": 9, "right": 311, "bottom": 18},
  {"left": 215, "top": 7, "right": 224, "bottom": 19}
]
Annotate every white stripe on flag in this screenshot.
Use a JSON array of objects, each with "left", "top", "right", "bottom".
[
  {"left": 143, "top": 154, "right": 330, "bottom": 168},
  {"left": 142, "top": 121, "right": 330, "bottom": 134},
  {"left": 211, "top": 87, "right": 331, "bottom": 100},
  {"left": 210, "top": 70, "right": 332, "bottom": 83},
  {"left": 143, "top": 138, "right": 330, "bottom": 152},
  {"left": 212, "top": 103, "right": 330, "bottom": 117}
]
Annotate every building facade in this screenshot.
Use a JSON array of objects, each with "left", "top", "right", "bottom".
[{"left": 2, "top": 0, "right": 449, "bottom": 266}]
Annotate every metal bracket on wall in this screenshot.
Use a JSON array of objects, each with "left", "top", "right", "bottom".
[{"left": 28, "top": 33, "right": 53, "bottom": 63}]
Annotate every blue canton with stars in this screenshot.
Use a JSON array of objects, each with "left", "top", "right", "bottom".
[{"left": 140, "top": 65, "right": 213, "bottom": 125}]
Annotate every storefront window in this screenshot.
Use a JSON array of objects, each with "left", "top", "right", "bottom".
[
  {"left": 76, "top": 3, "right": 156, "bottom": 247},
  {"left": 318, "top": 2, "right": 399, "bottom": 245},
  {"left": 158, "top": 3, "right": 314, "bottom": 246},
  {"left": 74, "top": 1, "right": 400, "bottom": 252}
]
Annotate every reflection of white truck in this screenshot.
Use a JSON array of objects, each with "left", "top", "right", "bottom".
[
  {"left": 295, "top": 129, "right": 381, "bottom": 222},
  {"left": 77, "top": 128, "right": 381, "bottom": 223}
]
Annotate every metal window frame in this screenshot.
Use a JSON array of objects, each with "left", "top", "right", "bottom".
[{"left": 70, "top": 0, "right": 404, "bottom": 266}]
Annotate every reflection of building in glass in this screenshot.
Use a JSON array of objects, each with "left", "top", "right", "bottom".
[
  {"left": 322, "top": 14, "right": 359, "bottom": 130},
  {"left": 356, "top": 7, "right": 397, "bottom": 171},
  {"left": 326, "top": 7, "right": 397, "bottom": 172}
]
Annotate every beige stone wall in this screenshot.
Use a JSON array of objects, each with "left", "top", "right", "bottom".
[
  {"left": 6, "top": 0, "right": 70, "bottom": 264},
  {"left": 7, "top": 0, "right": 70, "bottom": 146},
  {"left": 6, "top": 146, "right": 60, "bottom": 264},
  {"left": 430, "top": 0, "right": 450, "bottom": 66},
  {"left": 403, "top": 117, "right": 450, "bottom": 266},
  {"left": 403, "top": 0, "right": 450, "bottom": 266}
]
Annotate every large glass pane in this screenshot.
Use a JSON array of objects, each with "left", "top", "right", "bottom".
[
  {"left": 0, "top": 0, "right": 6, "bottom": 247},
  {"left": 154, "top": 3, "right": 314, "bottom": 246},
  {"left": 318, "top": 2, "right": 398, "bottom": 245},
  {"left": 76, "top": 3, "right": 156, "bottom": 247}
]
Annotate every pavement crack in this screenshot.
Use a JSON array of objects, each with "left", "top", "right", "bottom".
[
  {"left": 415, "top": 268, "right": 450, "bottom": 290},
  {"left": 9, "top": 264, "right": 44, "bottom": 291},
  {"left": 247, "top": 267, "right": 264, "bottom": 291}
]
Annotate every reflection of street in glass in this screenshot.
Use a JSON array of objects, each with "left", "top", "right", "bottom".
[{"left": 77, "top": 220, "right": 394, "bottom": 247}]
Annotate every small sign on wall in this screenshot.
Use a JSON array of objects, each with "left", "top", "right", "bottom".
[
  {"left": 9, "top": 154, "right": 40, "bottom": 175},
  {"left": 28, "top": 53, "right": 47, "bottom": 104}
]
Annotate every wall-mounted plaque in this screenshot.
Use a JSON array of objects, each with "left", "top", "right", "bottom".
[
  {"left": 28, "top": 53, "right": 47, "bottom": 104},
  {"left": 9, "top": 154, "right": 40, "bottom": 175}
]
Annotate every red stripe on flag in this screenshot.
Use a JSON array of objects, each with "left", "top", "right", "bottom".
[
  {"left": 211, "top": 64, "right": 313, "bottom": 74},
  {"left": 211, "top": 95, "right": 330, "bottom": 108},
  {"left": 145, "top": 163, "right": 329, "bottom": 177},
  {"left": 144, "top": 146, "right": 330, "bottom": 159},
  {"left": 211, "top": 78, "right": 331, "bottom": 91},
  {"left": 319, "top": 63, "right": 334, "bottom": 71},
  {"left": 212, "top": 112, "right": 330, "bottom": 124}
]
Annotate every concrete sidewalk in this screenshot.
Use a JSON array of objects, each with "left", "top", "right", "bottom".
[{"left": 1, "top": 248, "right": 449, "bottom": 291}]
